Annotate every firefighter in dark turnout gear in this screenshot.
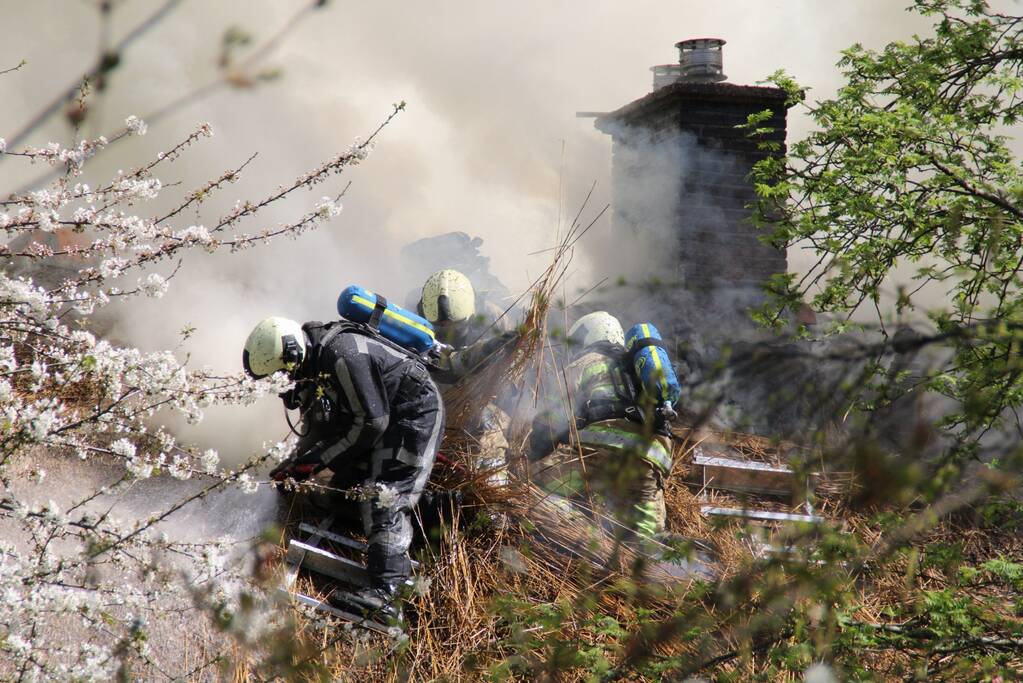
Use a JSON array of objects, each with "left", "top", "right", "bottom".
[
  {"left": 419, "top": 268, "right": 515, "bottom": 486},
  {"left": 244, "top": 316, "right": 444, "bottom": 621}
]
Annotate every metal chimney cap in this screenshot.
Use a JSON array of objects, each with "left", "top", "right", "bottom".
[
  {"left": 675, "top": 37, "right": 727, "bottom": 83},
  {"left": 650, "top": 63, "right": 682, "bottom": 91},
  {"left": 675, "top": 37, "right": 727, "bottom": 50}
]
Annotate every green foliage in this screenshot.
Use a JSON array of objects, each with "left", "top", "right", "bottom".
[
  {"left": 975, "top": 495, "right": 1023, "bottom": 529},
  {"left": 487, "top": 593, "right": 627, "bottom": 681},
  {"left": 459, "top": 4, "right": 1023, "bottom": 680},
  {"left": 753, "top": 0, "right": 1023, "bottom": 459},
  {"left": 579, "top": 4, "right": 1023, "bottom": 680},
  {"left": 981, "top": 556, "right": 1023, "bottom": 590},
  {"left": 922, "top": 541, "right": 965, "bottom": 574}
]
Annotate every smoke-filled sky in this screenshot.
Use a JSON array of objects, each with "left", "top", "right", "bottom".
[{"left": 0, "top": 0, "right": 1000, "bottom": 459}]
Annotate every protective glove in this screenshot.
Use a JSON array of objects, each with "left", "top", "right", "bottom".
[
  {"left": 429, "top": 341, "right": 455, "bottom": 361},
  {"left": 269, "top": 449, "right": 325, "bottom": 482},
  {"left": 657, "top": 401, "right": 678, "bottom": 423},
  {"left": 480, "top": 329, "right": 520, "bottom": 357},
  {"left": 653, "top": 402, "right": 678, "bottom": 437},
  {"left": 527, "top": 424, "right": 558, "bottom": 463}
]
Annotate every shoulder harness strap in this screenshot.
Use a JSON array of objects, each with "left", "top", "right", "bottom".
[
  {"left": 367, "top": 295, "right": 387, "bottom": 330},
  {"left": 329, "top": 316, "right": 437, "bottom": 370},
  {"left": 626, "top": 336, "right": 668, "bottom": 365},
  {"left": 582, "top": 341, "right": 636, "bottom": 409}
]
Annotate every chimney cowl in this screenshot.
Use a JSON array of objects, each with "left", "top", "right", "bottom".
[
  {"left": 675, "top": 38, "right": 727, "bottom": 83},
  {"left": 649, "top": 64, "right": 682, "bottom": 91}
]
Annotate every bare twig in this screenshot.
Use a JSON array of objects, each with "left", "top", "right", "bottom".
[{"left": 2, "top": 0, "right": 184, "bottom": 153}]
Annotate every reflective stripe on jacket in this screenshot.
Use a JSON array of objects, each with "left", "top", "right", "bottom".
[{"left": 577, "top": 420, "right": 672, "bottom": 474}]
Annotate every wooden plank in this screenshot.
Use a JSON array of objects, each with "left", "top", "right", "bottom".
[
  {"left": 284, "top": 516, "right": 335, "bottom": 589},
  {"left": 689, "top": 452, "right": 798, "bottom": 498},
  {"left": 280, "top": 589, "right": 395, "bottom": 636},
  {"left": 701, "top": 506, "right": 824, "bottom": 524},
  {"left": 287, "top": 540, "right": 372, "bottom": 587}
]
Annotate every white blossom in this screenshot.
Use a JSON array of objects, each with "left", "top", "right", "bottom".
[
  {"left": 126, "top": 455, "right": 154, "bottom": 479},
  {"left": 139, "top": 273, "right": 168, "bottom": 298},
  {"left": 114, "top": 176, "right": 161, "bottom": 200},
  {"left": 0, "top": 345, "right": 18, "bottom": 372},
  {"left": 110, "top": 439, "right": 137, "bottom": 458},
  {"left": 70, "top": 330, "right": 96, "bottom": 349},
  {"left": 175, "top": 224, "right": 212, "bottom": 244},
  {"left": 98, "top": 257, "right": 128, "bottom": 280},
  {"left": 30, "top": 187, "right": 61, "bottom": 209},
  {"left": 0, "top": 112, "right": 374, "bottom": 679},
  {"left": 201, "top": 449, "right": 220, "bottom": 474},
  {"left": 376, "top": 483, "right": 399, "bottom": 508},
  {"left": 29, "top": 407, "right": 58, "bottom": 440},
  {"left": 156, "top": 429, "right": 175, "bottom": 452},
  {"left": 5, "top": 634, "right": 30, "bottom": 655},
  {"left": 42, "top": 499, "right": 62, "bottom": 522},
  {"left": 237, "top": 472, "right": 258, "bottom": 494},
  {"left": 265, "top": 440, "right": 292, "bottom": 463},
  {"left": 314, "top": 196, "right": 343, "bottom": 221},
  {"left": 125, "top": 115, "right": 148, "bottom": 136},
  {"left": 166, "top": 453, "right": 191, "bottom": 480}
]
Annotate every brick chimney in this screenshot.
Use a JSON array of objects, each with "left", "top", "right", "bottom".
[{"left": 594, "top": 39, "right": 789, "bottom": 329}]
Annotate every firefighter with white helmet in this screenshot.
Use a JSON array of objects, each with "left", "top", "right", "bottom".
[
  {"left": 420, "top": 269, "right": 477, "bottom": 336},
  {"left": 419, "top": 268, "right": 516, "bottom": 488},
  {"left": 243, "top": 315, "right": 444, "bottom": 622},
  {"left": 567, "top": 310, "right": 626, "bottom": 348},
  {"left": 242, "top": 317, "right": 307, "bottom": 378},
  {"left": 529, "top": 311, "right": 672, "bottom": 540}
]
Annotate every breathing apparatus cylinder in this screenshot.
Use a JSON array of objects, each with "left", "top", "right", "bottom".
[
  {"left": 624, "top": 323, "right": 682, "bottom": 412},
  {"left": 337, "top": 284, "right": 437, "bottom": 354}
]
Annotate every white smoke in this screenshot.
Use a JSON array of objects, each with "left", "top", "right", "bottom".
[{"left": 0, "top": 0, "right": 954, "bottom": 462}]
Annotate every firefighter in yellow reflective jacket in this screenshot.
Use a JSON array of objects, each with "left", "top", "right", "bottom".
[
  {"left": 528, "top": 311, "right": 671, "bottom": 539},
  {"left": 419, "top": 268, "right": 515, "bottom": 486}
]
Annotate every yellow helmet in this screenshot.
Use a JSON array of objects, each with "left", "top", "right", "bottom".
[
  {"left": 242, "top": 316, "right": 306, "bottom": 378},
  {"left": 421, "top": 269, "right": 476, "bottom": 323}
]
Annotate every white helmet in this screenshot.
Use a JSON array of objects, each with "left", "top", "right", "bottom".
[
  {"left": 243, "top": 317, "right": 306, "bottom": 378},
  {"left": 568, "top": 311, "right": 624, "bottom": 349},
  {"left": 421, "top": 269, "right": 476, "bottom": 323}
]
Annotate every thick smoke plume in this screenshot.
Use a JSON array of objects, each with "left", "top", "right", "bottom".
[{"left": 0, "top": 0, "right": 939, "bottom": 463}]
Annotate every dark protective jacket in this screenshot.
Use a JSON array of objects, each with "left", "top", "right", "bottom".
[
  {"left": 431, "top": 298, "right": 519, "bottom": 418},
  {"left": 292, "top": 321, "right": 440, "bottom": 468},
  {"left": 438, "top": 299, "right": 512, "bottom": 349},
  {"left": 431, "top": 299, "right": 514, "bottom": 382},
  {"left": 289, "top": 320, "right": 444, "bottom": 591}
]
